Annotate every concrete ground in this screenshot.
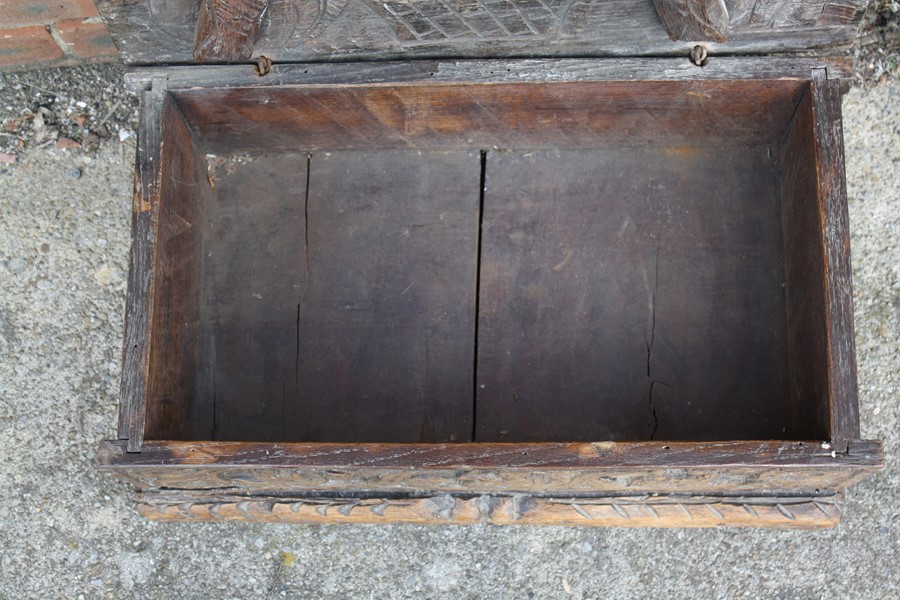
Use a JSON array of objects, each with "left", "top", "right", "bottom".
[{"left": 0, "top": 72, "right": 896, "bottom": 598}]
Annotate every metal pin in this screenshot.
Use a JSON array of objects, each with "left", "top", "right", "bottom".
[
  {"left": 690, "top": 45, "right": 709, "bottom": 67},
  {"left": 254, "top": 55, "right": 273, "bottom": 77}
]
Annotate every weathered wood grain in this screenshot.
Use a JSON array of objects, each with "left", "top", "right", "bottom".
[
  {"left": 135, "top": 492, "right": 845, "bottom": 528},
  {"left": 476, "top": 146, "right": 790, "bottom": 442},
  {"left": 184, "top": 150, "right": 481, "bottom": 443},
  {"left": 779, "top": 84, "right": 830, "bottom": 441},
  {"left": 98, "top": 439, "right": 883, "bottom": 496},
  {"left": 169, "top": 79, "right": 808, "bottom": 155},
  {"left": 96, "top": 0, "right": 869, "bottom": 65},
  {"left": 123, "top": 57, "right": 854, "bottom": 94},
  {"left": 284, "top": 150, "right": 480, "bottom": 443},
  {"left": 141, "top": 98, "right": 207, "bottom": 441},
  {"left": 198, "top": 153, "right": 309, "bottom": 441},
  {"left": 117, "top": 78, "right": 167, "bottom": 453},
  {"left": 98, "top": 439, "right": 885, "bottom": 468},
  {"left": 776, "top": 69, "right": 859, "bottom": 449},
  {"left": 810, "top": 68, "right": 859, "bottom": 451},
  {"left": 652, "top": 0, "right": 729, "bottom": 42},
  {"left": 193, "top": 0, "right": 271, "bottom": 61}
]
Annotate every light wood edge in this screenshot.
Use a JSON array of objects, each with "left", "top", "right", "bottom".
[
  {"left": 122, "top": 57, "right": 854, "bottom": 94},
  {"left": 810, "top": 67, "right": 860, "bottom": 450},
  {"left": 117, "top": 77, "right": 168, "bottom": 452},
  {"left": 136, "top": 493, "right": 843, "bottom": 528}
]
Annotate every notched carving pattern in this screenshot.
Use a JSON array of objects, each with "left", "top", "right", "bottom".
[
  {"left": 136, "top": 493, "right": 844, "bottom": 527},
  {"left": 369, "top": 0, "right": 577, "bottom": 44}
]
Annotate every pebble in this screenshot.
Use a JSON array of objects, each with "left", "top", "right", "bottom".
[
  {"left": 94, "top": 266, "right": 113, "bottom": 286},
  {"left": 7, "top": 258, "right": 26, "bottom": 273}
]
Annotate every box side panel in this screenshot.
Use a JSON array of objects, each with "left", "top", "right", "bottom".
[
  {"left": 810, "top": 68, "right": 859, "bottom": 449},
  {"left": 778, "top": 69, "right": 859, "bottom": 447},
  {"left": 117, "top": 80, "right": 166, "bottom": 452},
  {"left": 170, "top": 79, "right": 808, "bottom": 155},
  {"left": 779, "top": 85, "right": 832, "bottom": 440},
  {"left": 142, "top": 98, "right": 208, "bottom": 440}
]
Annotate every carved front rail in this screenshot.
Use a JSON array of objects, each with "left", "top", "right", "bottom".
[{"left": 137, "top": 492, "right": 844, "bottom": 528}]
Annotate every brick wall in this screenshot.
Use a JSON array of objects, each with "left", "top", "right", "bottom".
[{"left": 0, "top": 1, "right": 118, "bottom": 71}]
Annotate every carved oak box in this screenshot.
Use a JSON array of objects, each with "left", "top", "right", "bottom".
[{"left": 95, "top": 0, "right": 883, "bottom": 527}]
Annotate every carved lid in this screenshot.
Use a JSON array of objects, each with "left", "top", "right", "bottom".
[{"left": 96, "top": 0, "right": 868, "bottom": 65}]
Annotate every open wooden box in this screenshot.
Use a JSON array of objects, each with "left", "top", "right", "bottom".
[{"left": 96, "top": 0, "right": 882, "bottom": 527}]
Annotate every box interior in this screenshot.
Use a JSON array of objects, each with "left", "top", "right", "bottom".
[{"left": 141, "top": 79, "right": 832, "bottom": 443}]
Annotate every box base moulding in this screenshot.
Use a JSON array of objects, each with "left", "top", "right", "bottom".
[{"left": 136, "top": 492, "right": 845, "bottom": 528}]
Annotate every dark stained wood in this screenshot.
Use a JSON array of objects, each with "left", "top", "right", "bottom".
[
  {"left": 778, "top": 71, "right": 859, "bottom": 449},
  {"left": 192, "top": 150, "right": 481, "bottom": 442},
  {"left": 810, "top": 68, "right": 859, "bottom": 450},
  {"left": 171, "top": 79, "right": 808, "bottom": 155},
  {"left": 197, "top": 153, "right": 308, "bottom": 441},
  {"left": 96, "top": 0, "right": 868, "bottom": 65},
  {"left": 97, "top": 439, "right": 884, "bottom": 495},
  {"left": 476, "top": 146, "right": 790, "bottom": 442},
  {"left": 779, "top": 84, "right": 831, "bottom": 441},
  {"left": 135, "top": 492, "right": 846, "bottom": 528},
  {"left": 106, "top": 56, "right": 881, "bottom": 525},
  {"left": 651, "top": 0, "right": 729, "bottom": 42},
  {"left": 285, "top": 150, "right": 480, "bottom": 443},
  {"left": 193, "top": 0, "right": 270, "bottom": 61},
  {"left": 117, "top": 77, "right": 167, "bottom": 453},
  {"left": 142, "top": 98, "right": 207, "bottom": 441}
]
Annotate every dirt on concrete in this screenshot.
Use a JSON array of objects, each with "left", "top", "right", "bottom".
[
  {"left": 854, "top": 0, "right": 900, "bottom": 83},
  {"left": 0, "top": 62, "right": 136, "bottom": 158}
]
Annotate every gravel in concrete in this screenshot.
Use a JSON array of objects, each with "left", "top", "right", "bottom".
[
  {"left": 0, "top": 63, "right": 137, "bottom": 156},
  {"left": 0, "top": 77, "right": 896, "bottom": 599}
]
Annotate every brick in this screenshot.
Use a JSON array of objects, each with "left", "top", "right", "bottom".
[
  {"left": 0, "top": 1, "right": 99, "bottom": 28},
  {"left": 0, "top": 26, "right": 64, "bottom": 70},
  {"left": 55, "top": 19, "right": 117, "bottom": 59}
]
